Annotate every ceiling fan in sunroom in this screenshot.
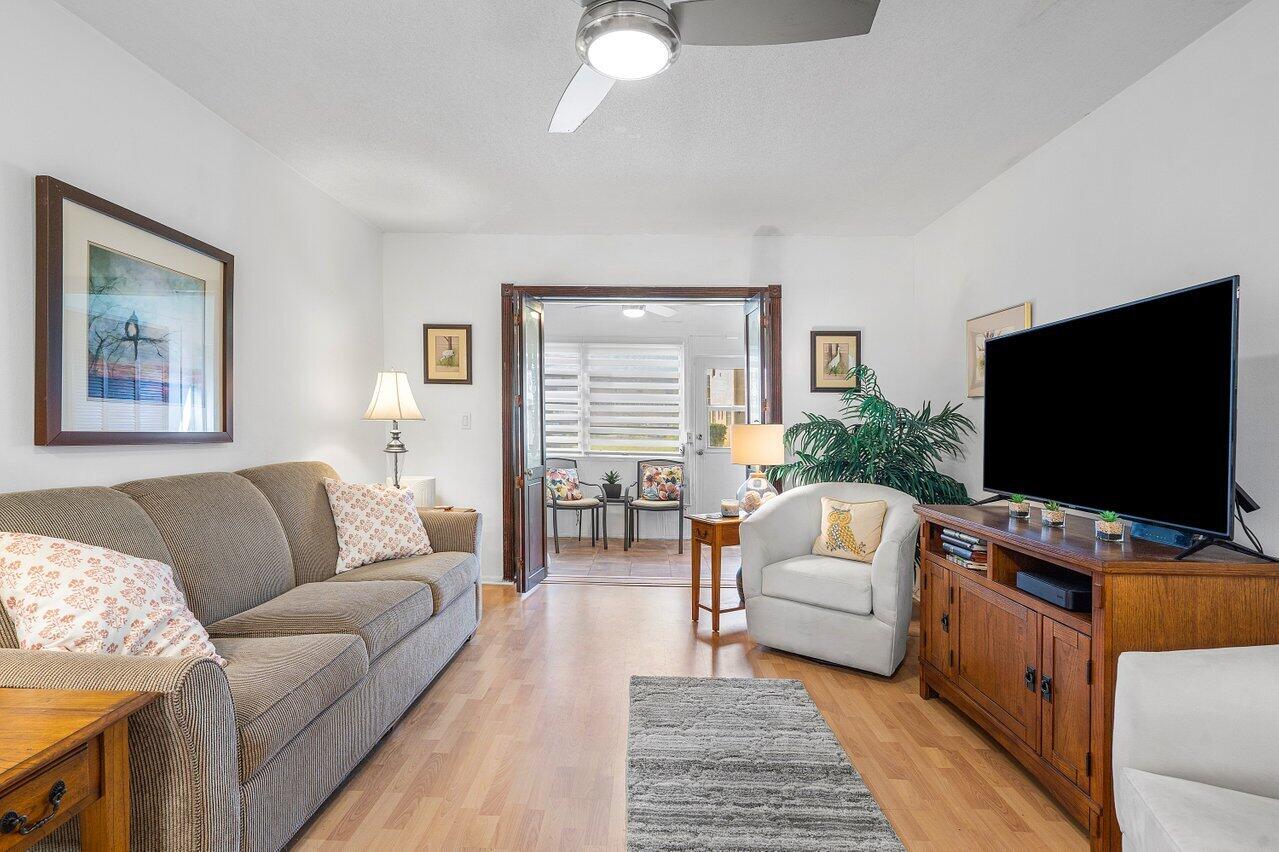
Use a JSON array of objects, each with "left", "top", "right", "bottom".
[{"left": 549, "top": 0, "right": 880, "bottom": 133}]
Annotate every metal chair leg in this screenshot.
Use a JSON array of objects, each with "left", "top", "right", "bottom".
[
  {"left": 577, "top": 511, "right": 582, "bottom": 541},
  {"left": 552, "top": 507, "right": 560, "bottom": 554},
  {"left": 603, "top": 504, "right": 608, "bottom": 550},
  {"left": 591, "top": 507, "right": 597, "bottom": 547}
]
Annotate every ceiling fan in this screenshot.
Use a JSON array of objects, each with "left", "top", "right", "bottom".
[
  {"left": 549, "top": 0, "right": 880, "bottom": 133},
  {"left": 573, "top": 302, "right": 679, "bottom": 317}
]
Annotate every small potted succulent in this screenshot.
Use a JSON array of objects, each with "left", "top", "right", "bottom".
[
  {"left": 1008, "top": 494, "right": 1030, "bottom": 520},
  {"left": 1041, "top": 500, "right": 1066, "bottom": 528},
  {"left": 1096, "top": 511, "right": 1125, "bottom": 542},
  {"left": 601, "top": 470, "right": 623, "bottom": 499}
]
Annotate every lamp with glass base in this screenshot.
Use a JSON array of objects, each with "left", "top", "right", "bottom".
[
  {"left": 729, "top": 424, "right": 785, "bottom": 515},
  {"left": 363, "top": 370, "right": 424, "bottom": 489}
]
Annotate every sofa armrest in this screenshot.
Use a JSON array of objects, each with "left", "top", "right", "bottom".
[
  {"left": 418, "top": 509, "right": 482, "bottom": 555},
  {"left": 0, "top": 650, "right": 240, "bottom": 852},
  {"left": 1113, "top": 645, "right": 1279, "bottom": 801}
]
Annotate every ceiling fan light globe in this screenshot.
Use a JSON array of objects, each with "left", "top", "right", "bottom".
[{"left": 577, "top": 1, "right": 680, "bottom": 82}]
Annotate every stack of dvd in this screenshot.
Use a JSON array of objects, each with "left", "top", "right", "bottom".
[{"left": 940, "top": 527, "right": 987, "bottom": 570}]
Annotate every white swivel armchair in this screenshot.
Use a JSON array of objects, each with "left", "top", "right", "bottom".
[
  {"left": 1112, "top": 645, "right": 1279, "bottom": 851},
  {"left": 740, "top": 483, "right": 919, "bottom": 676}
]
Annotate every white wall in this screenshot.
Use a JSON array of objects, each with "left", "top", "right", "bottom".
[
  {"left": 382, "top": 234, "right": 915, "bottom": 579},
  {"left": 0, "top": 0, "right": 385, "bottom": 491},
  {"left": 913, "top": 0, "right": 1279, "bottom": 545}
]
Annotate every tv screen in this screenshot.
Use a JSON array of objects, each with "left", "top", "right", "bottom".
[{"left": 983, "top": 277, "right": 1239, "bottom": 538}]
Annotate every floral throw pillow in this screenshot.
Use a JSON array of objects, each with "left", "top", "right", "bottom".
[
  {"left": 324, "top": 479, "right": 433, "bottom": 573},
  {"left": 812, "top": 498, "right": 887, "bottom": 563},
  {"left": 0, "top": 532, "right": 225, "bottom": 665},
  {"left": 545, "top": 468, "right": 584, "bottom": 502},
  {"left": 641, "top": 465, "right": 683, "bottom": 501}
]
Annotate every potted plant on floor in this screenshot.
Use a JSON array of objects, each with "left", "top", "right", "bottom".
[
  {"left": 1096, "top": 510, "right": 1125, "bottom": 542},
  {"left": 1041, "top": 500, "right": 1065, "bottom": 528},
  {"left": 1008, "top": 494, "right": 1031, "bottom": 520},
  {"left": 602, "top": 470, "right": 623, "bottom": 499}
]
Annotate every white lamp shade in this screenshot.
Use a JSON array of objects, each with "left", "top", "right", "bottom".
[
  {"left": 363, "top": 371, "right": 424, "bottom": 421},
  {"left": 730, "top": 424, "right": 785, "bottom": 466}
]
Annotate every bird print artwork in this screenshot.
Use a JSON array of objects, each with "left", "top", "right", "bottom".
[{"left": 826, "top": 507, "right": 868, "bottom": 559}]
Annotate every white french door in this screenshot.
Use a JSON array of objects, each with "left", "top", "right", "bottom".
[{"left": 690, "top": 355, "right": 748, "bottom": 514}]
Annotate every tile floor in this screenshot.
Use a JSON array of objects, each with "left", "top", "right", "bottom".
[{"left": 546, "top": 537, "right": 740, "bottom": 585}]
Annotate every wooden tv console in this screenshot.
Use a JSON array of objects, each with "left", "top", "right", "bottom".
[{"left": 915, "top": 504, "right": 1279, "bottom": 851}]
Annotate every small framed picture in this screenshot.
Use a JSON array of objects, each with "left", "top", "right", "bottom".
[
  {"left": 811, "top": 330, "right": 862, "bottom": 393},
  {"left": 35, "top": 176, "right": 234, "bottom": 445},
  {"left": 423, "top": 324, "right": 472, "bottom": 384},
  {"left": 966, "top": 303, "right": 1032, "bottom": 397}
]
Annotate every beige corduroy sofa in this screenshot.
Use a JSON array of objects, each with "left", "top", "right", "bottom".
[{"left": 0, "top": 461, "right": 482, "bottom": 852}]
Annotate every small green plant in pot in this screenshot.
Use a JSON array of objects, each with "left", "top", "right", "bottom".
[
  {"left": 601, "top": 470, "right": 622, "bottom": 499},
  {"left": 1096, "top": 510, "right": 1125, "bottom": 542},
  {"left": 1041, "top": 500, "right": 1066, "bottom": 528},
  {"left": 1008, "top": 494, "right": 1030, "bottom": 520}
]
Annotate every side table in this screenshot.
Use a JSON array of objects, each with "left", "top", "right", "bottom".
[
  {"left": 0, "top": 689, "right": 157, "bottom": 852},
  {"left": 686, "top": 513, "right": 745, "bottom": 632}
]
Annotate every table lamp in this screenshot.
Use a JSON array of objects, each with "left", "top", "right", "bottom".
[
  {"left": 730, "top": 424, "right": 785, "bottom": 514},
  {"left": 363, "top": 370, "right": 424, "bottom": 489}
]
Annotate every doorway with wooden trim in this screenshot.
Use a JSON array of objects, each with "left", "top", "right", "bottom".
[{"left": 501, "top": 285, "right": 782, "bottom": 593}]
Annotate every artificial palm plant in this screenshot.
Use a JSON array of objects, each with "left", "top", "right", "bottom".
[{"left": 771, "top": 365, "right": 975, "bottom": 505}]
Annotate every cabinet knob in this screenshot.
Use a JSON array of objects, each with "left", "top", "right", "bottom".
[
  {"left": 1024, "top": 666, "right": 1037, "bottom": 692},
  {"left": 1040, "top": 674, "right": 1053, "bottom": 702},
  {"left": 940, "top": 612, "right": 950, "bottom": 632}
]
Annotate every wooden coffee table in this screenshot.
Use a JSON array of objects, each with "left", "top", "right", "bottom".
[
  {"left": 0, "top": 689, "right": 157, "bottom": 851},
  {"left": 687, "top": 513, "right": 745, "bottom": 632}
]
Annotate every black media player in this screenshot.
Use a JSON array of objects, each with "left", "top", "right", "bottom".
[{"left": 1015, "top": 567, "right": 1092, "bottom": 612}]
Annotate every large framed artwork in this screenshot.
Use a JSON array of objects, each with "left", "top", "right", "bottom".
[
  {"left": 966, "top": 302, "right": 1032, "bottom": 397},
  {"left": 35, "top": 177, "right": 233, "bottom": 445},
  {"left": 423, "top": 324, "right": 472, "bottom": 384},
  {"left": 810, "top": 330, "right": 862, "bottom": 393}
]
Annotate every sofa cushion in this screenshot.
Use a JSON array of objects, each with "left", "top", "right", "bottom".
[
  {"left": 324, "top": 480, "right": 433, "bottom": 573},
  {"left": 216, "top": 633, "right": 368, "bottom": 781},
  {"left": 761, "top": 554, "right": 873, "bottom": 616},
  {"left": 114, "top": 473, "right": 296, "bottom": 625},
  {"left": 207, "top": 580, "right": 433, "bottom": 661},
  {"left": 1117, "top": 768, "right": 1279, "bottom": 851},
  {"left": 0, "top": 486, "right": 175, "bottom": 649},
  {"left": 237, "top": 462, "right": 341, "bottom": 586},
  {"left": 325, "top": 552, "right": 480, "bottom": 614}
]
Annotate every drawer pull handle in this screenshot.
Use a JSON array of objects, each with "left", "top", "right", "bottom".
[{"left": 1, "top": 779, "right": 67, "bottom": 836}]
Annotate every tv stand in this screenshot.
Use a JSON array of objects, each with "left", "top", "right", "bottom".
[
  {"left": 1175, "top": 535, "right": 1278, "bottom": 562},
  {"left": 915, "top": 503, "right": 1279, "bottom": 851}
]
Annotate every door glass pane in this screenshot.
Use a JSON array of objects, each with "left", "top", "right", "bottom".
[
  {"left": 706, "top": 367, "right": 746, "bottom": 448},
  {"left": 745, "top": 306, "right": 763, "bottom": 423},
  {"left": 522, "top": 301, "right": 544, "bottom": 469}
]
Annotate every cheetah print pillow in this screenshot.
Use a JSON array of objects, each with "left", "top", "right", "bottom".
[{"left": 812, "top": 498, "right": 887, "bottom": 563}]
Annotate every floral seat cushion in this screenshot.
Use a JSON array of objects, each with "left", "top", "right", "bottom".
[
  {"left": 545, "top": 468, "right": 584, "bottom": 502},
  {"left": 641, "top": 465, "right": 683, "bottom": 501}
]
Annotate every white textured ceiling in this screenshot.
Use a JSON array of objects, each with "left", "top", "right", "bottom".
[{"left": 55, "top": 0, "right": 1247, "bottom": 235}]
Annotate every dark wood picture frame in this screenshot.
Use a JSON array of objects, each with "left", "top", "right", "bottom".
[
  {"left": 422, "top": 323, "right": 473, "bottom": 385},
  {"left": 810, "top": 329, "right": 862, "bottom": 393},
  {"left": 34, "top": 176, "right": 234, "bottom": 446}
]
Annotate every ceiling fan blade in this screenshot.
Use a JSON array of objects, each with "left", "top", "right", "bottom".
[
  {"left": 672, "top": 0, "right": 878, "bottom": 46},
  {"left": 644, "top": 304, "right": 677, "bottom": 317},
  {"left": 549, "top": 64, "right": 615, "bottom": 133}
]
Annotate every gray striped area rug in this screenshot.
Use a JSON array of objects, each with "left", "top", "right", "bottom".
[{"left": 627, "top": 676, "right": 904, "bottom": 851}]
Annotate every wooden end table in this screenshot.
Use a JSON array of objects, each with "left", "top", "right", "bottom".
[
  {"left": 687, "top": 513, "right": 745, "bottom": 632},
  {"left": 0, "top": 689, "right": 157, "bottom": 852}
]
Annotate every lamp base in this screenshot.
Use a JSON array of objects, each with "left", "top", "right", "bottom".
[{"left": 737, "top": 468, "right": 777, "bottom": 515}]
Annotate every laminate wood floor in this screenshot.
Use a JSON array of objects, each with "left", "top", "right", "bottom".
[{"left": 289, "top": 584, "right": 1087, "bottom": 851}]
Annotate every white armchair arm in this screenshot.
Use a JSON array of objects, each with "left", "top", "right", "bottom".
[{"left": 1113, "top": 645, "right": 1279, "bottom": 801}]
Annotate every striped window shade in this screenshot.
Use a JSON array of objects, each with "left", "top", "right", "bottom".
[{"left": 543, "top": 341, "right": 684, "bottom": 457}]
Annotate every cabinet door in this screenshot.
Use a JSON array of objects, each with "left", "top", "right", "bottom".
[
  {"left": 955, "top": 576, "right": 1041, "bottom": 748},
  {"left": 921, "top": 560, "right": 953, "bottom": 676},
  {"left": 1041, "top": 618, "right": 1092, "bottom": 793}
]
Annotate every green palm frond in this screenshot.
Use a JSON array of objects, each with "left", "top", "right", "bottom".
[{"left": 771, "top": 365, "right": 976, "bottom": 506}]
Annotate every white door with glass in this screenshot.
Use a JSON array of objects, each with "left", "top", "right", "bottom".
[{"left": 691, "top": 356, "right": 748, "bottom": 514}]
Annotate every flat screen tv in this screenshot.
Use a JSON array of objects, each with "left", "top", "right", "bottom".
[{"left": 983, "top": 277, "right": 1239, "bottom": 538}]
